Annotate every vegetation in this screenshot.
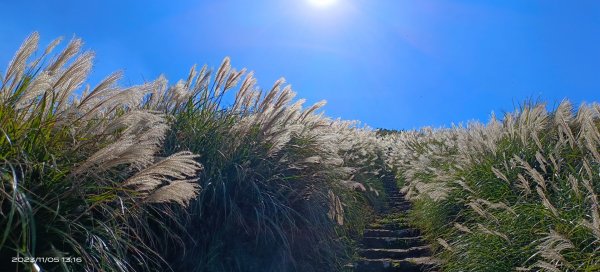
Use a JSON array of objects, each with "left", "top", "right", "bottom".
[
  {"left": 0, "top": 33, "right": 387, "bottom": 271},
  {"left": 2, "top": 33, "right": 599, "bottom": 272},
  {"left": 384, "top": 102, "right": 600, "bottom": 271}
]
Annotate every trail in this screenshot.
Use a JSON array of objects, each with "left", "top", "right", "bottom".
[{"left": 351, "top": 174, "right": 440, "bottom": 272}]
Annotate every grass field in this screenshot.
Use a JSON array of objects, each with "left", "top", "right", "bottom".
[
  {"left": 1, "top": 33, "right": 599, "bottom": 271},
  {"left": 384, "top": 102, "right": 600, "bottom": 271}
]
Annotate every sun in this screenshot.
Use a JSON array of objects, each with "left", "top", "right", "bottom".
[{"left": 308, "top": 0, "right": 338, "bottom": 8}]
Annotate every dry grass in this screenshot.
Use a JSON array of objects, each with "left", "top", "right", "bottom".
[
  {"left": 0, "top": 32, "right": 203, "bottom": 271},
  {"left": 1, "top": 33, "right": 389, "bottom": 271},
  {"left": 383, "top": 100, "right": 600, "bottom": 271}
]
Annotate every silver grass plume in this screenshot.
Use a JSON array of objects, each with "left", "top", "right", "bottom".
[
  {"left": 476, "top": 223, "right": 510, "bottom": 242},
  {"left": 15, "top": 71, "right": 53, "bottom": 110},
  {"left": 76, "top": 71, "right": 123, "bottom": 113},
  {"left": 47, "top": 37, "right": 83, "bottom": 74},
  {"left": 123, "top": 151, "right": 202, "bottom": 191},
  {"left": 53, "top": 52, "right": 95, "bottom": 114},
  {"left": 327, "top": 190, "right": 344, "bottom": 225},
  {"left": 581, "top": 177, "right": 600, "bottom": 241},
  {"left": 73, "top": 110, "right": 169, "bottom": 174},
  {"left": 454, "top": 223, "right": 472, "bottom": 233},
  {"left": 576, "top": 104, "right": 600, "bottom": 161},
  {"left": 554, "top": 100, "right": 576, "bottom": 148},
  {"left": 531, "top": 230, "right": 575, "bottom": 272},
  {"left": 437, "top": 238, "right": 454, "bottom": 252},
  {"left": 2, "top": 32, "right": 39, "bottom": 98},
  {"left": 145, "top": 180, "right": 200, "bottom": 207},
  {"left": 536, "top": 186, "right": 559, "bottom": 217}
]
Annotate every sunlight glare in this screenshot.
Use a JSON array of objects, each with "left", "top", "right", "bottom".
[{"left": 308, "top": 0, "right": 338, "bottom": 8}]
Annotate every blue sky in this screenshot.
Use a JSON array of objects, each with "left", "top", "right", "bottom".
[{"left": 1, "top": 0, "right": 600, "bottom": 129}]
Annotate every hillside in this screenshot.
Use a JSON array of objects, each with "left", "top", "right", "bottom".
[{"left": 1, "top": 33, "right": 599, "bottom": 272}]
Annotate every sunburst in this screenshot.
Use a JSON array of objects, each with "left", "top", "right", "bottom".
[{"left": 308, "top": 0, "right": 337, "bottom": 8}]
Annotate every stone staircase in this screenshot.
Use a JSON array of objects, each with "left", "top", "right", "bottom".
[{"left": 351, "top": 175, "right": 440, "bottom": 272}]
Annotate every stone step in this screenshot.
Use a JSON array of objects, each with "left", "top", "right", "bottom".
[
  {"left": 389, "top": 203, "right": 410, "bottom": 208},
  {"left": 387, "top": 199, "right": 407, "bottom": 203},
  {"left": 387, "top": 209, "right": 410, "bottom": 215},
  {"left": 367, "top": 223, "right": 407, "bottom": 230},
  {"left": 367, "top": 225, "right": 410, "bottom": 232},
  {"left": 388, "top": 207, "right": 411, "bottom": 213},
  {"left": 361, "top": 236, "right": 424, "bottom": 249},
  {"left": 359, "top": 246, "right": 431, "bottom": 259},
  {"left": 363, "top": 228, "right": 421, "bottom": 238},
  {"left": 353, "top": 257, "right": 439, "bottom": 272},
  {"left": 387, "top": 195, "right": 407, "bottom": 200},
  {"left": 386, "top": 195, "right": 403, "bottom": 198}
]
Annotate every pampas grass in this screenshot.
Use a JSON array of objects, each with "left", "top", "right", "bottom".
[
  {"left": 0, "top": 33, "right": 203, "bottom": 271},
  {"left": 151, "top": 53, "right": 388, "bottom": 272},
  {"left": 1, "top": 33, "right": 389, "bottom": 272},
  {"left": 384, "top": 100, "right": 600, "bottom": 271},
  {"left": 12, "top": 30, "right": 599, "bottom": 272}
]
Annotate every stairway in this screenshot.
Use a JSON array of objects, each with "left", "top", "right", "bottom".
[{"left": 352, "top": 175, "right": 440, "bottom": 272}]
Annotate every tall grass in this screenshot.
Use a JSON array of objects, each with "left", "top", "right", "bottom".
[
  {"left": 12, "top": 31, "right": 596, "bottom": 272},
  {"left": 149, "top": 58, "right": 388, "bottom": 271},
  {"left": 0, "top": 32, "right": 206, "bottom": 271},
  {"left": 384, "top": 101, "right": 600, "bottom": 271},
  {"left": 1, "top": 33, "right": 388, "bottom": 271}
]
